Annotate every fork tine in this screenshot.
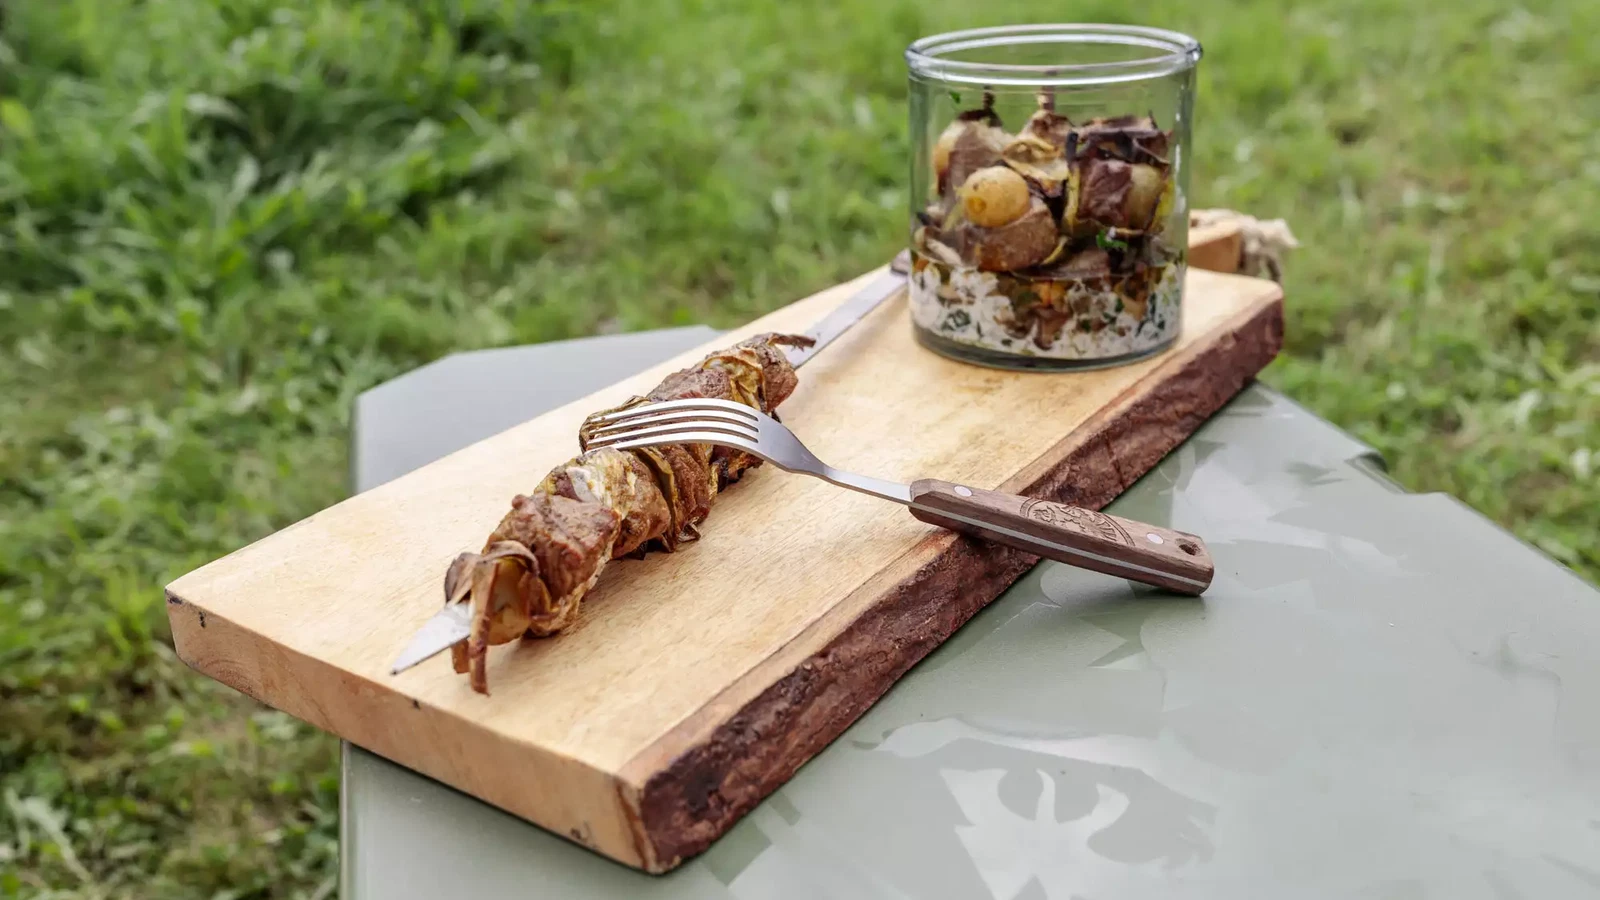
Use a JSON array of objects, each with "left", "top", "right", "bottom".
[
  {"left": 589, "top": 397, "right": 758, "bottom": 425},
  {"left": 587, "top": 406, "right": 756, "bottom": 440},
  {"left": 585, "top": 420, "right": 760, "bottom": 452},
  {"left": 605, "top": 431, "right": 767, "bottom": 459}
]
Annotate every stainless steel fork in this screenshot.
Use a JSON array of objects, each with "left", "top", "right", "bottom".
[{"left": 586, "top": 398, "right": 1214, "bottom": 595}]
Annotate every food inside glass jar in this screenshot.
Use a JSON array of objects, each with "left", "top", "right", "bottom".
[{"left": 913, "top": 91, "right": 1184, "bottom": 360}]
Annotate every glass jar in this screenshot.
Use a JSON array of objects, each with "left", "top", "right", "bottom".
[{"left": 905, "top": 25, "right": 1202, "bottom": 370}]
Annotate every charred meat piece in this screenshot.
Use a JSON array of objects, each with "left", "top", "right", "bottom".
[
  {"left": 954, "top": 197, "right": 1059, "bottom": 272},
  {"left": 448, "top": 486, "right": 627, "bottom": 695},
  {"left": 647, "top": 367, "right": 734, "bottom": 406},
  {"left": 641, "top": 332, "right": 808, "bottom": 488},
  {"left": 629, "top": 442, "right": 715, "bottom": 550},
  {"left": 1064, "top": 157, "right": 1171, "bottom": 236},
  {"left": 1061, "top": 115, "right": 1175, "bottom": 237},
  {"left": 492, "top": 492, "right": 621, "bottom": 626},
  {"left": 637, "top": 366, "right": 754, "bottom": 490},
  {"left": 538, "top": 448, "right": 670, "bottom": 559},
  {"left": 1068, "top": 115, "right": 1172, "bottom": 166}
]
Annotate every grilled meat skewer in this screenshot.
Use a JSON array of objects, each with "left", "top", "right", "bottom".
[{"left": 444, "top": 333, "right": 813, "bottom": 693}]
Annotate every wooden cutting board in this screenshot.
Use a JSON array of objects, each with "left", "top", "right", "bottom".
[{"left": 166, "top": 239, "right": 1281, "bottom": 873}]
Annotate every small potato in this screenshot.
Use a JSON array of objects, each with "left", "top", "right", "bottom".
[
  {"left": 959, "top": 166, "right": 1031, "bottom": 228},
  {"left": 1124, "top": 164, "right": 1167, "bottom": 230}
]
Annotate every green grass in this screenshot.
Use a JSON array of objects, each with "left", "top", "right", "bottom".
[{"left": 1, "top": 0, "right": 1595, "bottom": 895}]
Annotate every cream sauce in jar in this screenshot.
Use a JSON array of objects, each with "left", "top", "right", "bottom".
[{"left": 909, "top": 257, "right": 1182, "bottom": 362}]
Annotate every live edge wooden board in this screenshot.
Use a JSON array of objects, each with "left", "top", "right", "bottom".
[{"left": 166, "top": 229, "right": 1282, "bottom": 874}]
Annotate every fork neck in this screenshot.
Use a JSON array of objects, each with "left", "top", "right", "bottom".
[{"left": 815, "top": 465, "right": 913, "bottom": 505}]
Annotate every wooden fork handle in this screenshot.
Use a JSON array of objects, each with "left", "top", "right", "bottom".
[{"left": 907, "top": 479, "right": 1215, "bottom": 595}]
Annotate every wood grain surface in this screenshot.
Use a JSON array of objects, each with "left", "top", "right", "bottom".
[{"left": 167, "top": 246, "right": 1282, "bottom": 873}]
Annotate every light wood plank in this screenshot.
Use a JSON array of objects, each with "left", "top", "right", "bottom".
[{"left": 168, "top": 247, "right": 1282, "bottom": 872}]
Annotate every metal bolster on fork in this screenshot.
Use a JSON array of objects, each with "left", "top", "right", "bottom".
[{"left": 814, "top": 466, "right": 912, "bottom": 505}]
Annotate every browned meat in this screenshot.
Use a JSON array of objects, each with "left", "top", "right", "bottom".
[
  {"left": 934, "top": 94, "right": 1011, "bottom": 196},
  {"left": 648, "top": 367, "right": 733, "bottom": 404},
  {"left": 1020, "top": 106, "right": 1074, "bottom": 152},
  {"left": 956, "top": 198, "right": 1059, "bottom": 272},
  {"left": 1001, "top": 135, "right": 1071, "bottom": 207},
  {"left": 1068, "top": 157, "right": 1169, "bottom": 234},
  {"left": 630, "top": 442, "right": 715, "bottom": 549},
  {"left": 1069, "top": 115, "right": 1171, "bottom": 166}
]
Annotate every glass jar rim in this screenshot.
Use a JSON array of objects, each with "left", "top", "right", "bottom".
[{"left": 906, "top": 24, "right": 1201, "bottom": 87}]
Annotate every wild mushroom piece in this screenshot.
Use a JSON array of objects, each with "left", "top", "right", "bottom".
[
  {"left": 1022, "top": 109, "right": 1074, "bottom": 150},
  {"left": 445, "top": 542, "right": 545, "bottom": 695},
  {"left": 1001, "top": 135, "right": 1072, "bottom": 202},
  {"left": 1068, "top": 115, "right": 1173, "bottom": 166},
  {"left": 1113, "top": 265, "right": 1162, "bottom": 322},
  {"left": 913, "top": 226, "right": 966, "bottom": 269}
]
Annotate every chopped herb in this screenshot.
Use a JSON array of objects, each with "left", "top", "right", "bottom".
[
  {"left": 1095, "top": 231, "right": 1130, "bottom": 252},
  {"left": 949, "top": 91, "right": 962, "bottom": 105}
]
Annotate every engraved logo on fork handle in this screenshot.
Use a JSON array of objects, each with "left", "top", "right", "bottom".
[{"left": 905, "top": 480, "right": 1213, "bottom": 596}]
